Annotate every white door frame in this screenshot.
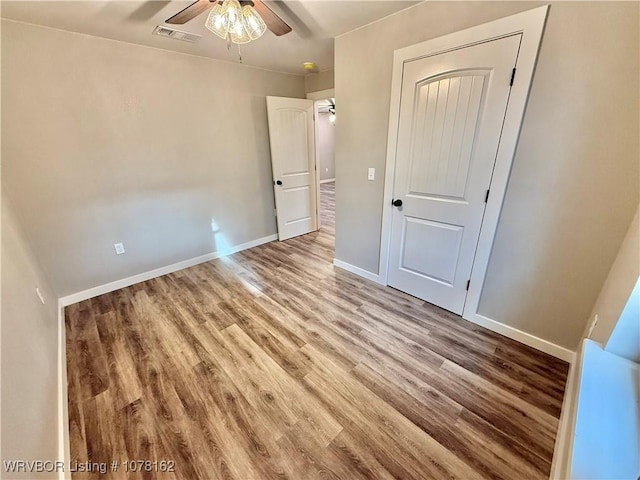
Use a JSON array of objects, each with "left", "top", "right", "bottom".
[
  {"left": 379, "top": 6, "right": 549, "bottom": 322},
  {"left": 307, "top": 88, "right": 335, "bottom": 102},
  {"left": 307, "top": 88, "right": 335, "bottom": 230}
]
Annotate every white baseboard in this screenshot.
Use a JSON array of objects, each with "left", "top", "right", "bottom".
[
  {"left": 551, "top": 354, "right": 580, "bottom": 478},
  {"left": 549, "top": 339, "right": 584, "bottom": 479},
  {"left": 333, "top": 258, "right": 382, "bottom": 284},
  {"left": 332, "top": 261, "right": 573, "bottom": 362},
  {"left": 59, "top": 234, "right": 278, "bottom": 307},
  {"left": 320, "top": 178, "right": 336, "bottom": 184},
  {"left": 56, "top": 234, "right": 277, "bottom": 472},
  {"left": 57, "top": 302, "right": 71, "bottom": 480},
  {"left": 465, "top": 313, "right": 575, "bottom": 362}
]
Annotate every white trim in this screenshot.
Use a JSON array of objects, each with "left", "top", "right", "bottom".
[
  {"left": 549, "top": 340, "right": 584, "bottom": 479},
  {"left": 59, "top": 234, "right": 277, "bottom": 306},
  {"left": 462, "top": 7, "right": 549, "bottom": 321},
  {"left": 334, "top": 259, "right": 573, "bottom": 361},
  {"left": 320, "top": 178, "right": 336, "bottom": 184},
  {"left": 333, "top": 259, "right": 382, "bottom": 284},
  {"left": 335, "top": 2, "right": 425, "bottom": 39},
  {"left": 549, "top": 356, "right": 578, "bottom": 480},
  {"left": 467, "top": 313, "right": 574, "bottom": 362},
  {"left": 379, "top": 7, "right": 550, "bottom": 333},
  {"left": 306, "top": 88, "right": 335, "bottom": 101},
  {"left": 57, "top": 301, "right": 71, "bottom": 480}
]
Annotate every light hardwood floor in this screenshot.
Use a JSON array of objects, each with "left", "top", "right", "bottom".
[{"left": 65, "top": 181, "right": 568, "bottom": 479}]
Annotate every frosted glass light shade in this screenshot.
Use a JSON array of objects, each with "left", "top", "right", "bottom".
[
  {"left": 222, "top": 0, "right": 242, "bottom": 26},
  {"left": 224, "top": 0, "right": 250, "bottom": 44},
  {"left": 242, "top": 5, "right": 267, "bottom": 40},
  {"left": 229, "top": 17, "right": 251, "bottom": 44},
  {"left": 205, "top": 2, "right": 228, "bottom": 39}
]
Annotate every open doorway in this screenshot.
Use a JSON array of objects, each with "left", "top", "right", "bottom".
[
  {"left": 307, "top": 89, "right": 336, "bottom": 241},
  {"left": 316, "top": 99, "right": 336, "bottom": 185},
  {"left": 314, "top": 97, "right": 335, "bottom": 236}
]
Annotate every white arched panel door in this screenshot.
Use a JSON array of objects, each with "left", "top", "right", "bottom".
[
  {"left": 387, "top": 35, "right": 520, "bottom": 314},
  {"left": 266, "top": 96, "right": 317, "bottom": 241}
]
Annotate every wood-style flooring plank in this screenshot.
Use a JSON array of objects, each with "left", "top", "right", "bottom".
[
  {"left": 66, "top": 182, "right": 568, "bottom": 479},
  {"left": 300, "top": 344, "right": 483, "bottom": 480}
]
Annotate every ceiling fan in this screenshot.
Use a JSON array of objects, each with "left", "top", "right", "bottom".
[{"left": 166, "top": 0, "right": 292, "bottom": 37}]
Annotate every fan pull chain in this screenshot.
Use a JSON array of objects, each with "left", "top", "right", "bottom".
[{"left": 223, "top": 33, "right": 242, "bottom": 64}]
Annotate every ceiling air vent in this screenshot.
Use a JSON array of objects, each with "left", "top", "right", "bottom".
[{"left": 152, "top": 25, "right": 201, "bottom": 43}]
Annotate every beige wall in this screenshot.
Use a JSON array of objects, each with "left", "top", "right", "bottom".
[
  {"left": 317, "top": 112, "right": 335, "bottom": 181},
  {"left": 589, "top": 204, "right": 639, "bottom": 354},
  {"left": 334, "top": 2, "right": 639, "bottom": 349},
  {"left": 605, "top": 278, "right": 639, "bottom": 363},
  {"left": 305, "top": 69, "right": 334, "bottom": 93},
  {"left": 2, "top": 20, "right": 305, "bottom": 297},
  {"left": 2, "top": 197, "right": 59, "bottom": 478}
]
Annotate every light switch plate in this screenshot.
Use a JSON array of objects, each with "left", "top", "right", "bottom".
[
  {"left": 114, "top": 243, "right": 125, "bottom": 255},
  {"left": 368, "top": 167, "right": 375, "bottom": 181}
]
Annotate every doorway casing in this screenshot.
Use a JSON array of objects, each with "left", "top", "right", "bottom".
[{"left": 378, "top": 6, "right": 560, "bottom": 356}]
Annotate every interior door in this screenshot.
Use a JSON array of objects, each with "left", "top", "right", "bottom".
[
  {"left": 387, "top": 35, "right": 521, "bottom": 315},
  {"left": 266, "top": 96, "right": 318, "bottom": 241}
]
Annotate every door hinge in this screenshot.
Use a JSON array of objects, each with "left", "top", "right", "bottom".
[
  {"left": 466, "top": 280, "right": 471, "bottom": 291},
  {"left": 485, "top": 189, "right": 490, "bottom": 203},
  {"left": 510, "top": 67, "right": 517, "bottom": 86},
  {"left": 274, "top": 208, "right": 277, "bottom": 217}
]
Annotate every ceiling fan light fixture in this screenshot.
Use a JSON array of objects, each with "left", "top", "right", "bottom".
[
  {"left": 242, "top": 4, "right": 267, "bottom": 40},
  {"left": 204, "top": 0, "right": 265, "bottom": 44},
  {"left": 205, "top": 2, "right": 229, "bottom": 39}
]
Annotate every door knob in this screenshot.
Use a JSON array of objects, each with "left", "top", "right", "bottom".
[
  {"left": 276, "top": 180, "right": 283, "bottom": 186},
  {"left": 392, "top": 199, "right": 403, "bottom": 207}
]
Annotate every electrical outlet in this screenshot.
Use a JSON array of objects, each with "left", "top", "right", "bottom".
[
  {"left": 114, "top": 243, "right": 125, "bottom": 255},
  {"left": 368, "top": 167, "right": 375, "bottom": 181},
  {"left": 35, "top": 287, "right": 45, "bottom": 305}
]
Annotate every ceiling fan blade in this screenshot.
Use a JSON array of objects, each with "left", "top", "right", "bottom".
[
  {"left": 253, "top": 0, "right": 292, "bottom": 36},
  {"left": 166, "top": 0, "right": 213, "bottom": 25}
]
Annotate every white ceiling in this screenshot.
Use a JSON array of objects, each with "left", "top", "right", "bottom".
[{"left": 1, "top": 1, "right": 419, "bottom": 74}]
